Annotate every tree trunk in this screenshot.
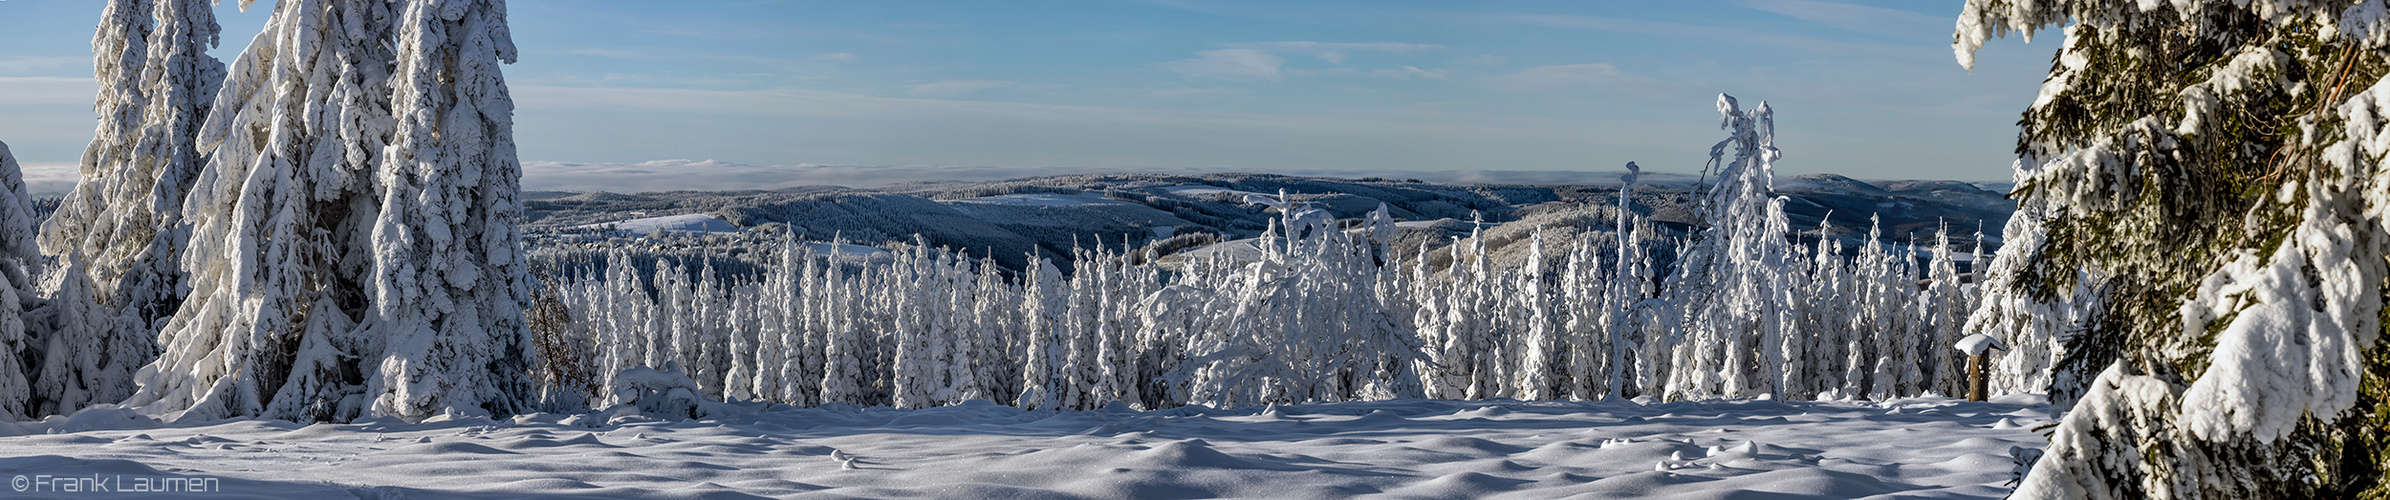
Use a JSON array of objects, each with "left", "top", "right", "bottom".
[{"left": 1966, "top": 352, "right": 1986, "bottom": 402}]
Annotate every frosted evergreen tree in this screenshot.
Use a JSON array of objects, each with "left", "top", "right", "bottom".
[
  {"left": 1920, "top": 226, "right": 1970, "bottom": 396},
  {"left": 1961, "top": 176, "right": 2095, "bottom": 399},
  {"left": 0, "top": 142, "right": 39, "bottom": 420},
  {"left": 44, "top": 0, "right": 221, "bottom": 335},
  {"left": 1605, "top": 163, "right": 1645, "bottom": 400},
  {"left": 1959, "top": 1, "right": 2390, "bottom": 496},
  {"left": 1016, "top": 257, "right": 1061, "bottom": 410},
  {"left": 29, "top": 0, "right": 223, "bottom": 417},
  {"left": 1661, "top": 94, "right": 1796, "bottom": 400},
  {"left": 1797, "top": 219, "right": 1853, "bottom": 398},
  {"left": 1559, "top": 237, "right": 1605, "bottom": 400},
  {"left": 818, "top": 245, "right": 866, "bottom": 405},
  {"left": 1509, "top": 228, "right": 1553, "bottom": 400},
  {"left": 33, "top": 256, "right": 137, "bottom": 417},
  {"left": 127, "top": 0, "right": 399, "bottom": 421},
  {"left": 128, "top": 0, "right": 535, "bottom": 422}
]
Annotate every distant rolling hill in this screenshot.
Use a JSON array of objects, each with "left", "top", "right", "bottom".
[{"left": 521, "top": 172, "right": 2016, "bottom": 273}]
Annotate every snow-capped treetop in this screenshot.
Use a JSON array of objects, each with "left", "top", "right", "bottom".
[{"left": 0, "top": 141, "right": 37, "bottom": 291}]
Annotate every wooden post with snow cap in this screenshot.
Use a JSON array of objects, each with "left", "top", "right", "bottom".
[{"left": 1955, "top": 333, "right": 2007, "bottom": 402}]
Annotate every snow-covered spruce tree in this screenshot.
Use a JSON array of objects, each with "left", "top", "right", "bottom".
[
  {"left": 366, "top": 0, "right": 536, "bottom": 421},
  {"left": 1919, "top": 226, "right": 1972, "bottom": 396},
  {"left": 1168, "top": 194, "right": 1421, "bottom": 408},
  {"left": 45, "top": 0, "right": 220, "bottom": 327},
  {"left": 126, "top": 0, "right": 398, "bottom": 421},
  {"left": 32, "top": 0, "right": 222, "bottom": 418},
  {"left": 1016, "top": 257, "right": 1062, "bottom": 410},
  {"left": 1957, "top": 1, "right": 2390, "bottom": 496},
  {"left": 1660, "top": 94, "right": 1797, "bottom": 401},
  {"left": 128, "top": 0, "right": 535, "bottom": 422},
  {"left": 1558, "top": 235, "right": 1611, "bottom": 400},
  {"left": 1515, "top": 228, "right": 1555, "bottom": 400},
  {"left": 1796, "top": 219, "right": 1854, "bottom": 399},
  {"left": 1605, "top": 163, "right": 1647, "bottom": 400},
  {"left": 0, "top": 142, "right": 41, "bottom": 420},
  {"left": 1959, "top": 174, "right": 2090, "bottom": 398}
]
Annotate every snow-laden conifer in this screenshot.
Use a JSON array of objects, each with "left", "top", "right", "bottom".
[
  {"left": 1959, "top": 1, "right": 2390, "bottom": 495},
  {"left": 129, "top": 0, "right": 534, "bottom": 422},
  {"left": 44, "top": 0, "right": 222, "bottom": 333},
  {"left": 1660, "top": 94, "right": 1797, "bottom": 400},
  {"left": 128, "top": 0, "right": 400, "bottom": 421},
  {"left": 0, "top": 142, "right": 39, "bottom": 420}
]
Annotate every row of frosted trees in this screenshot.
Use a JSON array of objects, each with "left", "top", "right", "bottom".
[{"left": 531, "top": 96, "right": 2030, "bottom": 412}]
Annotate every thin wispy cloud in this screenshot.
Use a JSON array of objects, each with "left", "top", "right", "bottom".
[
  {"left": 1157, "top": 49, "right": 1285, "bottom": 81},
  {"left": 1368, "top": 66, "right": 1448, "bottom": 80},
  {"left": 1453, "top": 54, "right": 1509, "bottom": 67},
  {"left": 565, "top": 48, "right": 656, "bottom": 60},
  {"left": 0, "top": 77, "right": 102, "bottom": 161},
  {"left": 1223, "top": 41, "right": 1446, "bottom": 64},
  {"left": 907, "top": 80, "right": 1019, "bottom": 97},
  {"left": 0, "top": 77, "right": 92, "bottom": 105},
  {"left": 15, "top": 162, "right": 80, "bottom": 197},
  {"left": 1483, "top": 63, "right": 1654, "bottom": 92},
  {"left": 1147, "top": 87, "right": 1236, "bottom": 98},
  {"left": 0, "top": 56, "right": 89, "bottom": 76},
  {"left": 1739, "top": 0, "right": 1947, "bottom": 38},
  {"left": 1472, "top": 12, "right": 1893, "bottom": 54}
]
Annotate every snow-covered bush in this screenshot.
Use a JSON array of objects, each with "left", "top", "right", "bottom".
[{"left": 606, "top": 364, "right": 715, "bottom": 420}]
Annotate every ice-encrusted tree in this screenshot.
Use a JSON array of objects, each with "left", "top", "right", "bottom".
[
  {"left": 127, "top": 0, "right": 535, "bottom": 422},
  {"left": 1958, "top": 1, "right": 2390, "bottom": 496}
]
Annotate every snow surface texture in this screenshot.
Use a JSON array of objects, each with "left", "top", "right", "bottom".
[{"left": 0, "top": 396, "right": 2049, "bottom": 499}]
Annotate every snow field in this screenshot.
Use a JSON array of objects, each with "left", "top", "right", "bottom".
[{"left": 0, "top": 395, "right": 2048, "bottom": 499}]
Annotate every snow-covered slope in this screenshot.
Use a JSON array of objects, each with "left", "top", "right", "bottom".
[
  {"left": 575, "top": 213, "right": 741, "bottom": 237},
  {"left": 520, "top": 172, "right": 2017, "bottom": 273},
  {"left": 0, "top": 395, "right": 2047, "bottom": 498}
]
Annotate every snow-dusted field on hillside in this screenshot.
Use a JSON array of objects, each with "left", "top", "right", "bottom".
[{"left": 0, "top": 396, "right": 2047, "bottom": 499}]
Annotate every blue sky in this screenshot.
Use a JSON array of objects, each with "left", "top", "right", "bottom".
[{"left": 0, "top": 0, "right": 2055, "bottom": 191}]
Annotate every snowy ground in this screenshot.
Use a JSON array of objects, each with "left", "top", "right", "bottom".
[{"left": 0, "top": 396, "right": 2048, "bottom": 499}]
